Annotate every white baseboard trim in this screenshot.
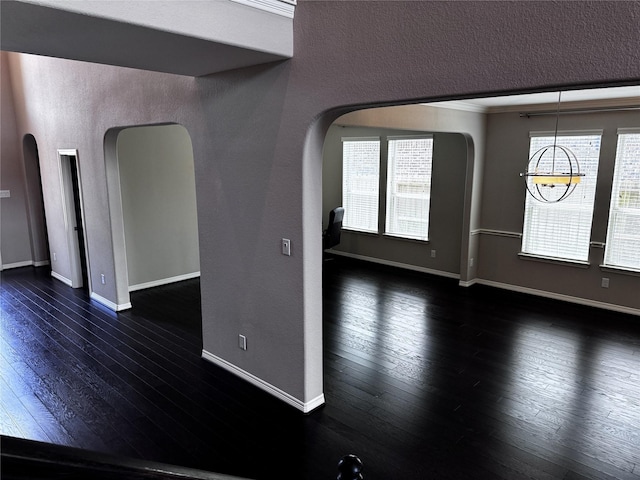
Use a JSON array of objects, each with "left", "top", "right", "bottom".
[
  {"left": 90, "top": 292, "right": 132, "bottom": 312},
  {"left": 328, "top": 251, "right": 637, "bottom": 315},
  {"left": 477, "top": 279, "right": 640, "bottom": 317},
  {"left": 129, "top": 271, "right": 201, "bottom": 292},
  {"left": 202, "top": 349, "right": 325, "bottom": 413},
  {"left": 1, "top": 260, "right": 50, "bottom": 270},
  {"left": 51, "top": 271, "right": 73, "bottom": 286},
  {"left": 2, "top": 260, "right": 35, "bottom": 270},
  {"left": 327, "top": 250, "right": 460, "bottom": 280}
]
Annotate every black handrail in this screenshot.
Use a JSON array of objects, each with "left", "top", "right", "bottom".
[
  {"left": 0, "top": 435, "right": 247, "bottom": 480},
  {"left": 2, "top": 435, "right": 364, "bottom": 480}
]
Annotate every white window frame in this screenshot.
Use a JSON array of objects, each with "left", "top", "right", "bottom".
[
  {"left": 520, "top": 131, "right": 602, "bottom": 263},
  {"left": 384, "top": 135, "right": 434, "bottom": 241},
  {"left": 603, "top": 128, "right": 640, "bottom": 272},
  {"left": 341, "top": 137, "right": 381, "bottom": 234}
]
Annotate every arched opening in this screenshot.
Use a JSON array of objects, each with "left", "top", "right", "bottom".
[
  {"left": 315, "top": 103, "right": 480, "bottom": 416},
  {"left": 22, "top": 134, "right": 50, "bottom": 269},
  {"left": 104, "top": 123, "right": 200, "bottom": 315},
  {"left": 311, "top": 85, "right": 639, "bottom": 415},
  {"left": 321, "top": 110, "right": 474, "bottom": 279}
]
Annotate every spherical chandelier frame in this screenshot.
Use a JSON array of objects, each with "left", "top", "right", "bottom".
[
  {"left": 522, "top": 143, "right": 585, "bottom": 203},
  {"left": 519, "top": 91, "right": 586, "bottom": 204}
]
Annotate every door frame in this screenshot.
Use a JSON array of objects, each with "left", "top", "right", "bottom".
[{"left": 57, "top": 149, "right": 91, "bottom": 291}]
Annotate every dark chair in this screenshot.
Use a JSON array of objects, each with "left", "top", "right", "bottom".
[{"left": 323, "top": 206, "right": 344, "bottom": 250}]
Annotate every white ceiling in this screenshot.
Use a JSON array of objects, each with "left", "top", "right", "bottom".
[
  {"left": 429, "top": 86, "right": 640, "bottom": 113},
  {"left": 469, "top": 86, "right": 640, "bottom": 107}
]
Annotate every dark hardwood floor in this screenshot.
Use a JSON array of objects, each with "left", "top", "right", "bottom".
[{"left": 1, "top": 258, "right": 639, "bottom": 479}]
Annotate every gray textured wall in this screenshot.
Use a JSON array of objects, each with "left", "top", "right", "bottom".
[
  {"left": 117, "top": 124, "right": 200, "bottom": 289},
  {"left": 478, "top": 109, "right": 640, "bottom": 311},
  {"left": 1, "top": 51, "right": 32, "bottom": 268},
  {"left": 4, "top": 1, "right": 640, "bottom": 409}
]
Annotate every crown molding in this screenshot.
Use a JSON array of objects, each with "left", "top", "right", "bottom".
[
  {"left": 423, "top": 100, "right": 488, "bottom": 114},
  {"left": 230, "top": 0, "right": 296, "bottom": 18},
  {"left": 423, "top": 93, "right": 640, "bottom": 115},
  {"left": 491, "top": 97, "right": 640, "bottom": 114}
]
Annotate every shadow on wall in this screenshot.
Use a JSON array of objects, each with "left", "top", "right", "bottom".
[{"left": 22, "top": 134, "right": 50, "bottom": 268}]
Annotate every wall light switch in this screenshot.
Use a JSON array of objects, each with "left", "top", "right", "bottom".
[{"left": 282, "top": 238, "right": 291, "bottom": 256}]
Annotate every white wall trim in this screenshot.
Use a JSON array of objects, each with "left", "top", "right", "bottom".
[
  {"left": 472, "top": 228, "right": 522, "bottom": 239},
  {"left": 328, "top": 249, "right": 637, "bottom": 314},
  {"left": 425, "top": 100, "right": 488, "bottom": 114},
  {"left": 599, "top": 264, "right": 640, "bottom": 277},
  {"left": 202, "top": 349, "right": 325, "bottom": 413},
  {"left": 129, "top": 271, "right": 201, "bottom": 292},
  {"left": 51, "top": 271, "right": 73, "bottom": 286},
  {"left": 327, "top": 250, "right": 460, "bottom": 279},
  {"left": 2, "top": 260, "right": 50, "bottom": 269},
  {"left": 518, "top": 252, "right": 590, "bottom": 268},
  {"left": 476, "top": 279, "right": 640, "bottom": 317},
  {"left": 229, "top": 0, "right": 295, "bottom": 18},
  {"left": 90, "top": 292, "right": 132, "bottom": 312},
  {"left": 2, "top": 260, "right": 35, "bottom": 270}
]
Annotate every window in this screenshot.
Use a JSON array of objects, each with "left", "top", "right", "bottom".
[
  {"left": 604, "top": 130, "right": 640, "bottom": 270},
  {"left": 521, "top": 133, "right": 602, "bottom": 262},
  {"left": 385, "top": 136, "right": 433, "bottom": 241},
  {"left": 342, "top": 138, "right": 380, "bottom": 233}
]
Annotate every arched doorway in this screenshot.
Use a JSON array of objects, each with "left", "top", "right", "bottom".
[
  {"left": 22, "top": 134, "right": 50, "bottom": 269},
  {"left": 104, "top": 123, "right": 200, "bottom": 310}
]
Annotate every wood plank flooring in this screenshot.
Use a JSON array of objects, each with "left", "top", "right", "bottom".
[{"left": 1, "top": 258, "right": 639, "bottom": 479}]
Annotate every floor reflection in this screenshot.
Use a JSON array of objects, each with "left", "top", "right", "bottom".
[{"left": 500, "top": 318, "right": 640, "bottom": 475}]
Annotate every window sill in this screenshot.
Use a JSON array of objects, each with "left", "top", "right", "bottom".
[
  {"left": 518, "top": 252, "right": 590, "bottom": 268},
  {"left": 599, "top": 264, "right": 640, "bottom": 277},
  {"left": 383, "top": 233, "right": 429, "bottom": 244},
  {"left": 342, "top": 228, "right": 379, "bottom": 237}
]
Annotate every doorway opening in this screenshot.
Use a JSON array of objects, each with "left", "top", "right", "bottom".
[
  {"left": 104, "top": 123, "right": 200, "bottom": 318},
  {"left": 58, "top": 149, "right": 90, "bottom": 290}
]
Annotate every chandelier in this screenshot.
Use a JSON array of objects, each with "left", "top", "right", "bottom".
[{"left": 520, "top": 92, "right": 585, "bottom": 203}]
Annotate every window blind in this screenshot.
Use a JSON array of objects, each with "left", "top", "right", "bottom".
[
  {"left": 342, "top": 138, "right": 380, "bottom": 233},
  {"left": 385, "top": 137, "right": 433, "bottom": 241},
  {"left": 604, "top": 132, "right": 640, "bottom": 270},
  {"left": 521, "top": 134, "right": 602, "bottom": 262}
]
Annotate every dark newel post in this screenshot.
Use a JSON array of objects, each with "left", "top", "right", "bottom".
[{"left": 337, "top": 454, "right": 363, "bottom": 480}]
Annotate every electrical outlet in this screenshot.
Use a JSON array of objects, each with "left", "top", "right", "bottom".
[
  {"left": 431, "top": 250, "right": 436, "bottom": 258},
  {"left": 601, "top": 278, "right": 610, "bottom": 288},
  {"left": 53, "top": 252, "right": 57, "bottom": 261},
  {"left": 238, "top": 334, "right": 247, "bottom": 350},
  {"left": 469, "top": 258, "right": 474, "bottom": 267},
  {"left": 101, "top": 274, "right": 106, "bottom": 285}
]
